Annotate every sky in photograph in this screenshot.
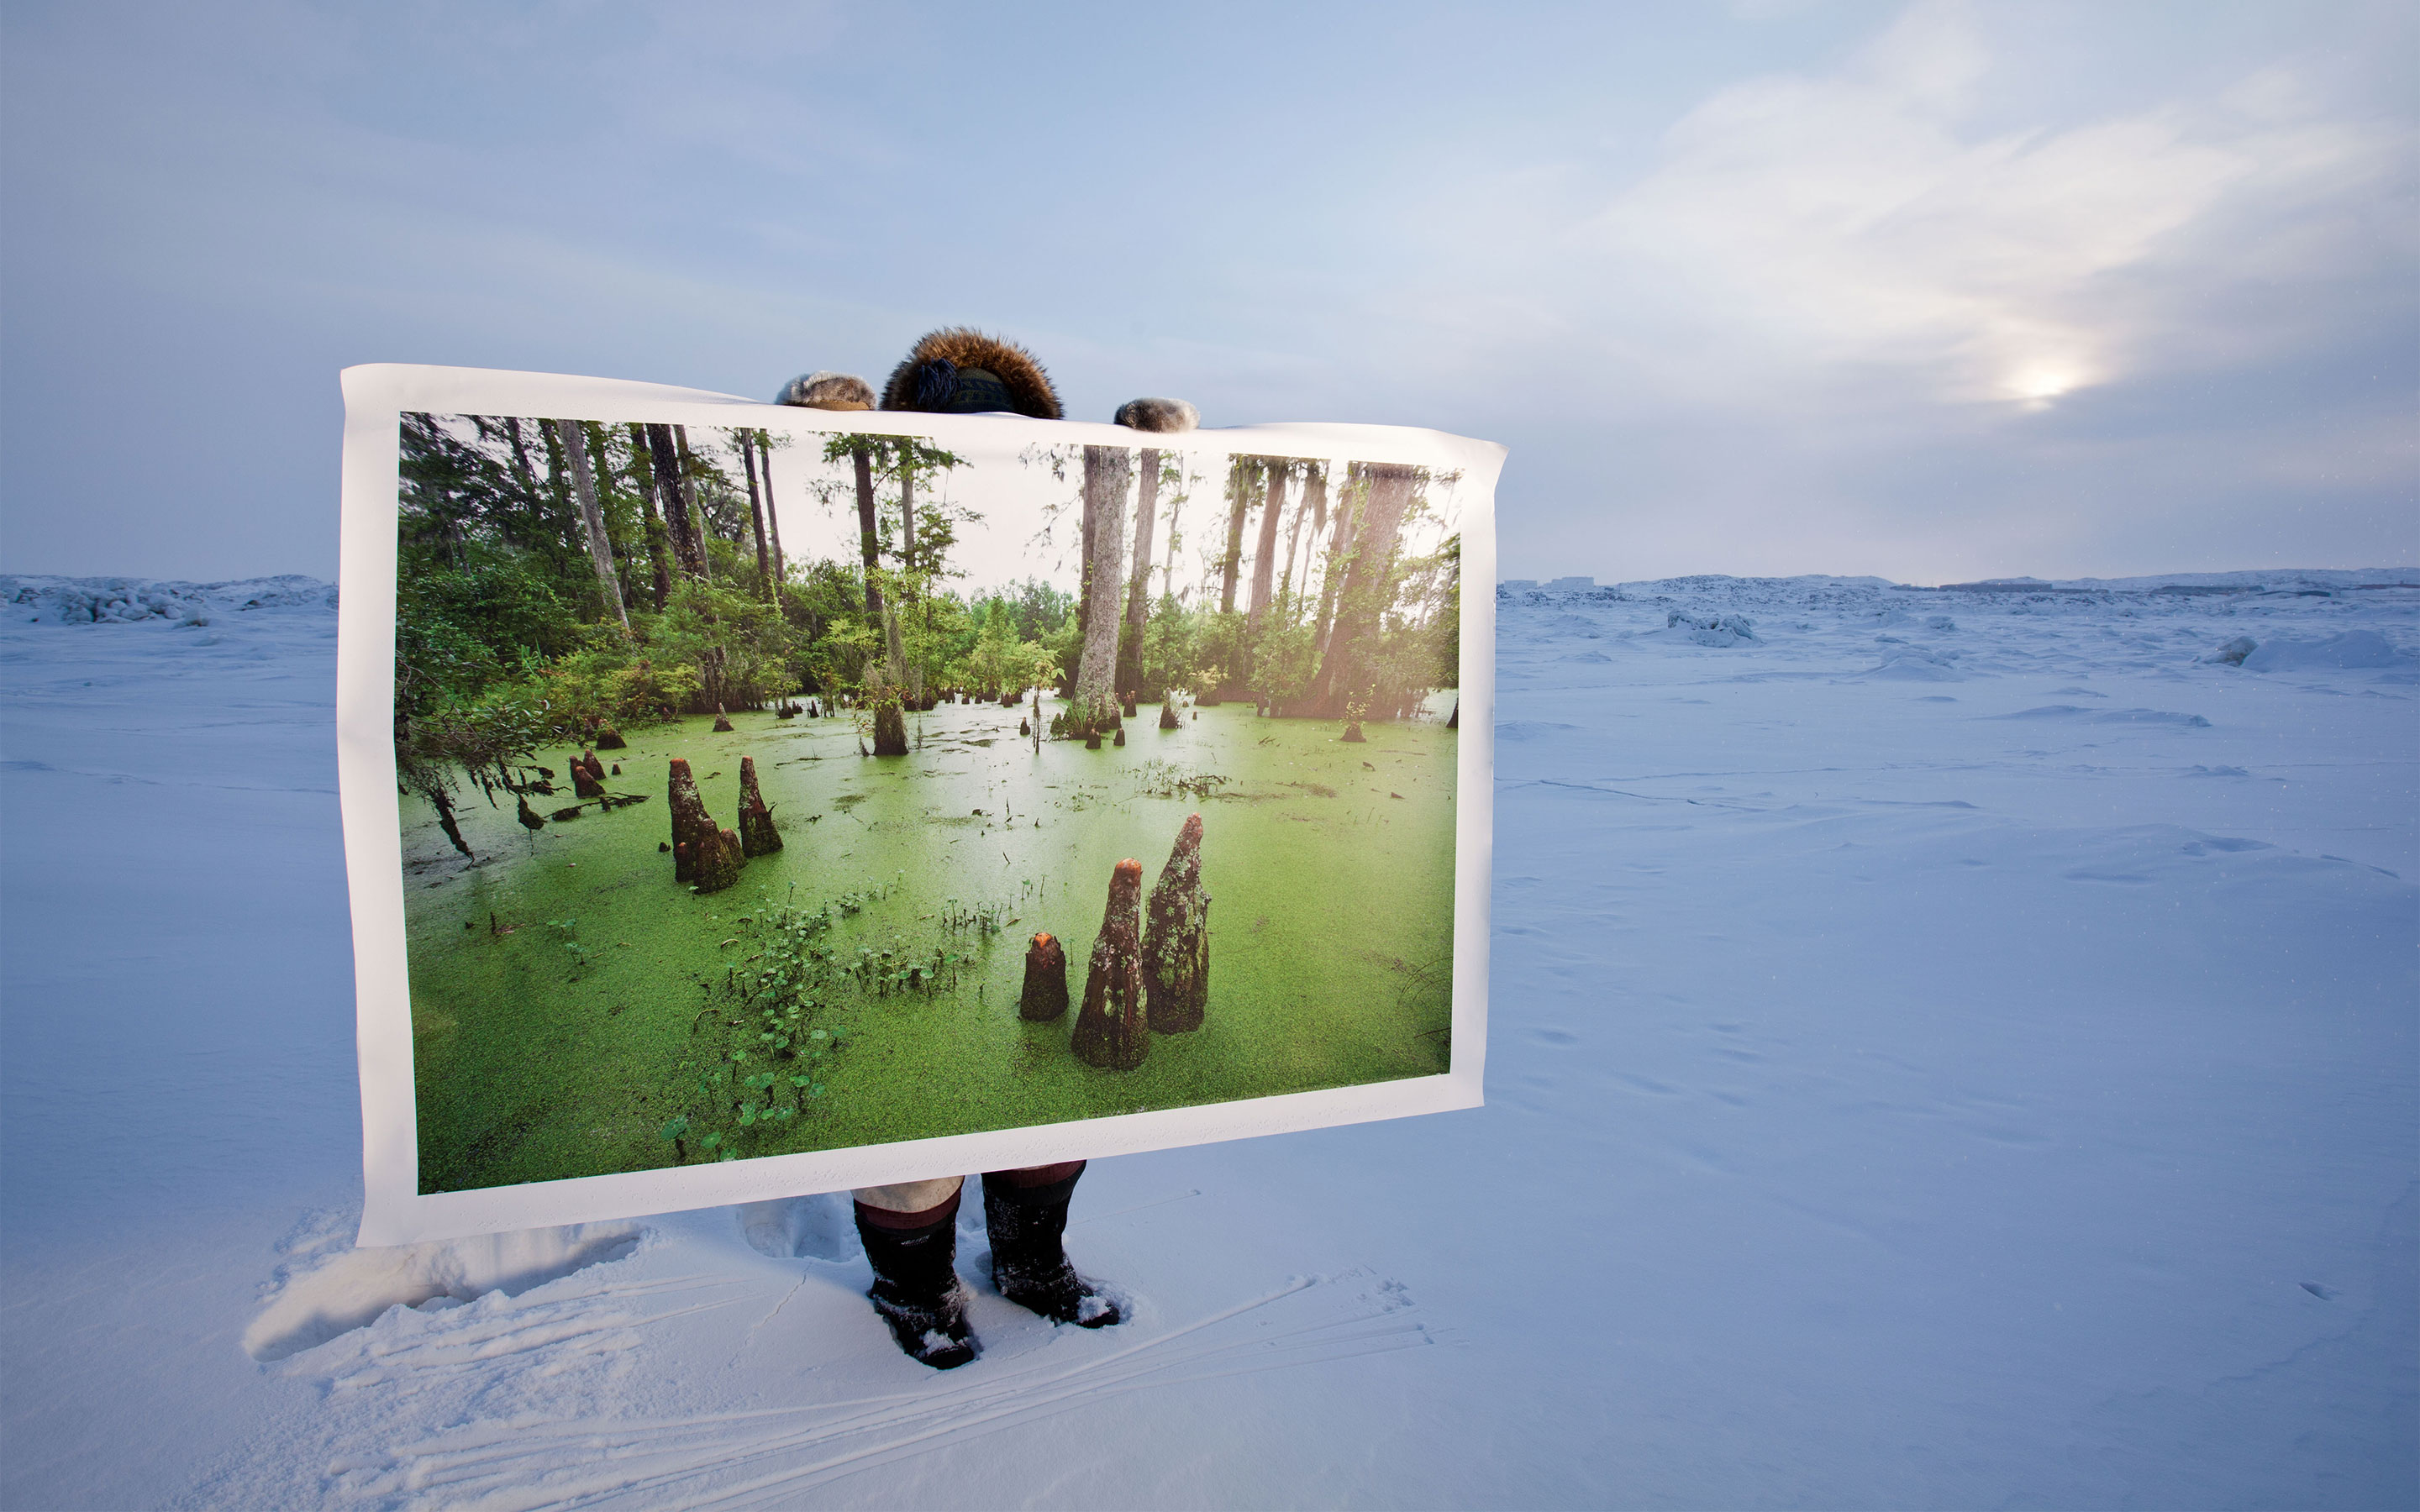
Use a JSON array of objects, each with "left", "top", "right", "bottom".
[{"left": 3, "top": 0, "right": 2412, "bottom": 585}]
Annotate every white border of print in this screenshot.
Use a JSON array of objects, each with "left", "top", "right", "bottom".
[{"left": 339, "top": 363, "right": 1499, "bottom": 1247}]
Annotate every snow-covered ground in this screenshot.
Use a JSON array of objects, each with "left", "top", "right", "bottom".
[{"left": 3, "top": 569, "right": 2413, "bottom": 1510}]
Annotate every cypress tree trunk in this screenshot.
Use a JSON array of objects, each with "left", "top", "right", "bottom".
[
  {"left": 755, "top": 433, "right": 786, "bottom": 596},
  {"left": 1072, "top": 446, "right": 1131, "bottom": 733},
  {"left": 1071, "top": 858, "right": 1149, "bottom": 1069},
  {"left": 672, "top": 426, "right": 712, "bottom": 580},
  {"left": 1218, "top": 458, "right": 1256, "bottom": 615},
  {"left": 1118, "top": 449, "right": 1160, "bottom": 696},
  {"left": 647, "top": 425, "right": 704, "bottom": 582},
  {"left": 899, "top": 465, "right": 916, "bottom": 594},
  {"left": 1312, "top": 474, "right": 1360, "bottom": 658},
  {"left": 1248, "top": 459, "right": 1287, "bottom": 636},
  {"left": 1293, "top": 463, "right": 1328, "bottom": 608},
  {"left": 740, "top": 433, "right": 773, "bottom": 601},
  {"left": 853, "top": 443, "right": 882, "bottom": 620},
  {"left": 872, "top": 702, "right": 908, "bottom": 756},
  {"left": 627, "top": 423, "right": 675, "bottom": 610},
  {"left": 554, "top": 419, "right": 629, "bottom": 630},
  {"left": 1307, "top": 464, "right": 1420, "bottom": 716}
]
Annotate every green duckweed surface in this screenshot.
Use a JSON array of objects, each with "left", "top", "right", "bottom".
[{"left": 402, "top": 698, "right": 1458, "bottom": 1193}]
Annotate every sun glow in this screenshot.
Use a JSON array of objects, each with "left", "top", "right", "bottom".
[{"left": 2005, "top": 363, "right": 2086, "bottom": 408}]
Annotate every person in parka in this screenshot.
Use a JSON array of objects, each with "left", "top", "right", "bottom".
[{"left": 776, "top": 328, "right": 1197, "bottom": 1370}]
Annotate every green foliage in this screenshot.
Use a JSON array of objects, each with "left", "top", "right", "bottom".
[{"left": 1247, "top": 620, "right": 1318, "bottom": 708}]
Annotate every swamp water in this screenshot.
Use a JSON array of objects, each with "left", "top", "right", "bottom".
[{"left": 400, "top": 699, "right": 1458, "bottom": 1192}]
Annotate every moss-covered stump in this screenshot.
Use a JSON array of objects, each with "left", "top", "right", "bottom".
[
  {"left": 1113, "top": 727, "right": 1127, "bottom": 747},
  {"left": 1019, "top": 932, "right": 1070, "bottom": 1021},
  {"left": 667, "top": 758, "right": 716, "bottom": 884},
  {"left": 1144, "top": 813, "right": 1209, "bottom": 1033},
  {"left": 1071, "top": 858, "right": 1148, "bottom": 1070},
  {"left": 872, "top": 704, "right": 908, "bottom": 756},
  {"left": 1159, "top": 699, "right": 1180, "bottom": 730},
  {"left": 692, "top": 825, "right": 746, "bottom": 893},
  {"left": 1084, "top": 730, "right": 1102, "bottom": 750},
  {"left": 712, "top": 705, "right": 735, "bottom": 733},
  {"left": 737, "top": 756, "right": 783, "bottom": 857},
  {"left": 594, "top": 725, "right": 627, "bottom": 750},
  {"left": 1340, "top": 721, "right": 1366, "bottom": 743}
]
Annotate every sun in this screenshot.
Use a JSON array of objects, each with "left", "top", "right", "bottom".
[{"left": 2005, "top": 364, "right": 2085, "bottom": 409}]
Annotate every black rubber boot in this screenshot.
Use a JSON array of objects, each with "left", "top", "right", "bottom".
[
  {"left": 855, "top": 1203, "right": 977, "bottom": 1369},
  {"left": 982, "top": 1166, "right": 1122, "bottom": 1327}
]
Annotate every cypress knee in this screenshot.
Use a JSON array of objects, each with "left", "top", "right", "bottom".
[
  {"left": 595, "top": 725, "right": 627, "bottom": 750},
  {"left": 1071, "top": 859, "right": 1148, "bottom": 1070},
  {"left": 667, "top": 758, "right": 717, "bottom": 884},
  {"left": 737, "top": 756, "right": 782, "bottom": 856},
  {"left": 692, "top": 825, "right": 746, "bottom": 892},
  {"left": 1113, "top": 727, "right": 1127, "bottom": 747},
  {"left": 1158, "top": 697, "right": 1179, "bottom": 730},
  {"left": 713, "top": 703, "right": 735, "bottom": 733},
  {"left": 571, "top": 751, "right": 605, "bottom": 799},
  {"left": 1144, "top": 813, "right": 1210, "bottom": 1032},
  {"left": 1019, "top": 932, "right": 1070, "bottom": 1021},
  {"left": 1340, "top": 721, "right": 1366, "bottom": 743}
]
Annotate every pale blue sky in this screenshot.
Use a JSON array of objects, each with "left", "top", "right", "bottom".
[{"left": 3, "top": 0, "right": 2412, "bottom": 583}]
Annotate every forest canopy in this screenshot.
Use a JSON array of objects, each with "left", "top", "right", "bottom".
[{"left": 393, "top": 412, "right": 1459, "bottom": 843}]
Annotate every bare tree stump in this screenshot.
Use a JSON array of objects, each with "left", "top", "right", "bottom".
[
  {"left": 1159, "top": 698, "right": 1179, "bottom": 730},
  {"left": 1113, "top": 727, "right": 1127, "bottom": 747},
  {"left": 712, "top": 703, "right": 735, "bottom": 733},
  {"left": 1071, "top": 859, "right": 1148, "bottom": 1069},
  {"left": 595, "top": 726, "right": 628, "bottom": 750},
  {"left": 737, "top": 756, "right": 782, "bottom": 857},
  {"left": 1019, "top": 717, "right": 1031, "bottom": 737},
  {"left": 1122, "top": 694, "right": 1139, "bottom": 719},
  {"left": 1084, "top": 730, "right": 1102, "bottom": 750},
  {"left": 1019, "top": 932, "right": 1070, "bottom": 1021},
  {"left": 571, "top": 750, "right": 605, "bottom": 799},
  {"left": 1340, "top": 722, "right": 1366, "bottom": 743},
  {"left": 1144, "top": 813, "right": 1209, "bottom": 1033}
]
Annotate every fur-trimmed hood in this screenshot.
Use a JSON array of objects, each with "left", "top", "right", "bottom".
[
  {"left": 881, "top": 328, "right": 1064, "bottom": 419},
  {"left": 776, "top": 371, "right": 875, "bottom": 410}
]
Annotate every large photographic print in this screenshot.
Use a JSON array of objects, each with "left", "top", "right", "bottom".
[{"left": 376, "top": 388, "right": 1481, "bottom": 1207}]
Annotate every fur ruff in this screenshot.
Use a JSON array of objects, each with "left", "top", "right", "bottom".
[
  {"left": 1113, "top": 396, "right": 1198, "bottom": 433},
  {"left": 881, "top": 328, "right": 1063, "bottom": 418},
  {"left": 776, "top": 371, "right": 875, "bottom": 410}
]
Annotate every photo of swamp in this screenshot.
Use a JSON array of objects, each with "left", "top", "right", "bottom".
[{"left": 392, "top": 412, "right": 1463, "bottom": 1194}]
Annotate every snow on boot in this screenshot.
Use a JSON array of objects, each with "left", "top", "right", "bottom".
[
  {"left": 982, "top": 1166, "right": 1121, "bottom": 1328},
  {"left": 855, "top": 1204, "right": 977, "bottom": 1369}
]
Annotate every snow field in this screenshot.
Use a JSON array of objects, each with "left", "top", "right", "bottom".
[{"left": 1, "top": 570, "right": 2412, "bottom": 1509}]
